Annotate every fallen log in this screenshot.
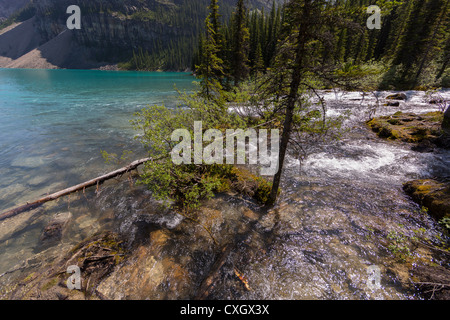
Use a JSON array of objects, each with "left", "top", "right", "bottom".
[
  {"left": 0, "top": 157, "right": 153, "bottom": 222},
  {"left": 195, "top": 242, "right": 233, "bottom": 300}
]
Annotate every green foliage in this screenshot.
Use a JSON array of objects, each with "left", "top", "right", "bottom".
[
  {"left": 131, "top": 84, "right": 268, "bottom": 211},
  {"left": 387, "top": 230, "right": 412, "bottom": 262},
  {"left": 138, "top": 161, "right": 230, "bottom": 211}
]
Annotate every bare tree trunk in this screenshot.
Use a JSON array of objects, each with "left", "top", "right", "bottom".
[{"left": 267, "top": 0, "right": 312, "bottom": 205}]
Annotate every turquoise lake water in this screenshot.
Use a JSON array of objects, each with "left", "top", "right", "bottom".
[{"left": 0, "top": 69, "right": 195, "bottom": 212}]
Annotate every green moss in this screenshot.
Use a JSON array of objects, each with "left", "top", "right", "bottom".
[
  {"left": 229, "top": 167, "right": 274, "bottom": 205},
  {"left": 416, "top": 185, "right": 433, "bottom": 193},
  {"left": 368, "top": 111, "right": 444, "bottom": 144},
  {"left": 41, "top": 277, "right": 59, "bottom": 291},
  {"left": 22, "top": 272, "right": 36, "bottom": 283},
  {"left": 389, "top": 129, "right": 401, "bottom": 140},
  {"left": 387, "top": 118, "right": 401, "bottom": 125},
  {"left": 423, "top": 111, "right": 444, "bottom": 123}
]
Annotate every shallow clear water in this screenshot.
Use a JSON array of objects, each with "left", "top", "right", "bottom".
[{"left": 0, "top": 68, "right": 194, "bottom": 278}]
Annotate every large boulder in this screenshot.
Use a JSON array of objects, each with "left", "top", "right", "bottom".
[
  {"left": 384, "top": 101, "right": 400, "bottom": 107},
  {"left": 439, "top": 107, "right": 450, "bottom": 148},
  {"left": 367, "top": 111, "right": 444, "bottom": 147},
  {"left": 386, "top": 92, "right": 407, "bottom": 100},
  {"left": 39, "top": 212, "right": 72, "bottom": 244}
]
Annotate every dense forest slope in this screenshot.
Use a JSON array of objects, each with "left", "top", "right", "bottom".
[
  {"left": 0, "top": 0, "right": 278, "bottom": 70},
  {"left": 0, "top": 0, "right": 30, "bottom": 21}
]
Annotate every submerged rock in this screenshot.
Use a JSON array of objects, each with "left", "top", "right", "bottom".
[
  {"left": 441, "top": 107, "right": 450, "bottom": 148},
  {"left": 39, "top": 212, "right": 72, "bottom": 244},
  {"left": 11, "top": 156, "right": 46, "bottom": 168},
  {"left": 95, "top": 229, "right": 190, "bottom": 299}
]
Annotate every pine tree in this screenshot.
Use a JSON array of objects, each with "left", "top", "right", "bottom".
[
  {"left": 208, "top": 0, "right": 225, "bottom": 59},
  {"left": 252, "top": 42, "right": 265, "bottom": 76},
  {"left": 391, "top": 0, "right": 448, "bottom": 88},
  {"left": 231, "top": 0, "right": 250, "bottom": 86},
  {"left": 196, "top": 13, "right": 224, "bottom": 102}
]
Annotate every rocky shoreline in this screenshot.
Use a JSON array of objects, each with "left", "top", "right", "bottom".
[{"left": 367, "top": 101, "right": 450, "bottom": 300}]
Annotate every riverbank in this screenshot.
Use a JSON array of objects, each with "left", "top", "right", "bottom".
[{"left": 366, "top": 103, "right": 450, "bottom": 299}]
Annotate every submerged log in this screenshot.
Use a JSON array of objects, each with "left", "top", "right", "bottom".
[
  {"left": 195, "top": 242, "right": 233, "bottom": 300},
  {"left": 0, "top": 157, "right": 152, "bottom": 221}
]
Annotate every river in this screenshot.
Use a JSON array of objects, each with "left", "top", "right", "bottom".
[{"left": 0, "top": 69, "right": 448, "bottom": 299}]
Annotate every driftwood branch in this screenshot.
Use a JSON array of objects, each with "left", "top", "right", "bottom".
[{"left": 0, "top": 157, "right": 153, "bottom": 222}]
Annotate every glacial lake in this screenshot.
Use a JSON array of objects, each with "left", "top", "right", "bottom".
[{"left": 0, "top": 68, "right": 195, "bottom": 213}]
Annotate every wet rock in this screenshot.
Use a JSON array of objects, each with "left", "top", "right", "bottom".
[
  {"left": 242, "top": 207, "right": 259, "bottom": 221},
  {"left": 39, "top": 212, "right": 72, "bottom": 243},
  {"left": 11, "top": 156, "right": 46, "bottom": 168},
  {"left": 403, "top": 179, "right": 450, "bottom": 221},
  {"left": 429, "top": 99, "right": 445, "bottom": 104},
  {"left": 95, "top": 231, "right": 190, "bottom": 300},
  {"left": 198, "top": 207, "right": 224, "bottom": 233},
  {"left": 386, "top": 93, "right": 407, "bottom": 100},
  {"left": 5, "top": 231, "right": 124, "bottom": 300},
  {"left": 0, "top": 183, "right": 26, "bottom": 201},
  {"left": 27, "top": 175, "right": 49, "bottom": 187},
  {"left": 411, "top": 264, "right": 450, "bottom": 300},
  {"left": 410, "top": 139, "right": 435, "bottom": 153},
  {"left": 0, "top": 207, "right": 43, "bottom": 243},
  {"left": 75, "top": 214, "right": 99, "bottom": 230},
  {"left": 384, "top": 101, "right": 400, "bottom": 107},
  {"left": 443, "top": 107, "right": 450, "bottom": 132}
]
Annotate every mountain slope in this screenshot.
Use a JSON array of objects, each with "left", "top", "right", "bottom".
[
  {"left": 0, "top": 0, "right": 281, "bottom": 70},
  {"left": 0, "top": 0, "right": 30, "bottom": 20}
]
